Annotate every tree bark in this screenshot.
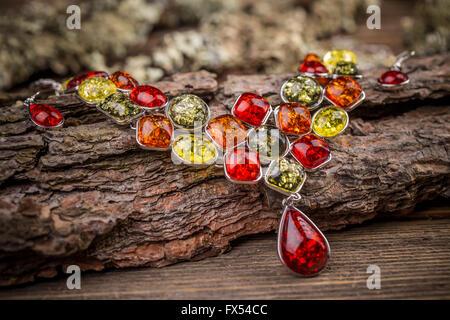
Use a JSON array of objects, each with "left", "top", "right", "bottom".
[{"left": 0, "top": 54, "right": 449, "bottom": 286}]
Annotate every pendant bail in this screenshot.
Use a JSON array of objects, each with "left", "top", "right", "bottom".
[
  {"left": 392, "top": 51, "right": 415, "bottom": 70},
  {"left": 282, "top": 193, "right": 302, "bottom": 208}
]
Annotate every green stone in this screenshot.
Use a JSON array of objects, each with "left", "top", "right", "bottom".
[
  {"left": 98, "top": 92, "right": 144, "bottom": 123},
  {"left": 266, "top": 157, "right": 306, "bottom": 194},
  {"left": 334, "top": 61, "right": 358, "bottom": 76},
  {"left": 281, "top": 75, "right": 322, "bottom": 108},
  {"left": 167, "top": 94, "right": 209, "bottom": 129},
  {"left": 78, "top": 77, "right": 117, "bottom": 104},
  {"left": 172, "top": 134, "right": 216, "bottom": 165},
  {"left": 247, "top": 126, "right": 287, "bottom": 162}
]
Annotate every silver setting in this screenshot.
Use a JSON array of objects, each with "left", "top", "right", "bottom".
[
  {"left": 165, "top": 94, "right": 210, "bottom": 132},
  {"left": 377, "top": 51, "right": 415, "bottom": 90},
  {"left": 280, "top": 76, "right": 324, "bottom": 111},
  {"left": 230, "top": 93, "right": 273, "bottom": 128},
  {"left": 310, "top": 106, "right": 350, "bottom": 139},
  {"left": 277, "top": 205, "right": 331, "bottom": 277},
  {"left": 170, "top": 133, "right": 219, "bottom": 167},
  {"left": 24, "top": 91, "right": 64, "bottom": 129},
  {"left": 324, "top": 90, "right": 366, "bottom": 112},
  {"left": 223, "top": 147, "right": 263, "bottom": 185},
  {"left": 263, "top": 157, "right": 307, "bottom": 196},
  {"left": 95, "top": 103, "right": 145, "bottom": 126},
  {"left": 272, "top": 105, "right": 313, "bottom": 138},
  {"left": 134, "top": 114, "right": 174, "bottom": 151},
  {"left": 298, "top": 71, "right": 329, "bottom": 79}
]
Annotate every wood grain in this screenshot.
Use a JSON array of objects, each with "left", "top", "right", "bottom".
[{"left": 1, "top": 204, "right": 449, "bottom": 299}]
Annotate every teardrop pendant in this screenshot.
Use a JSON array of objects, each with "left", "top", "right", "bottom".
[{"left": 277, "top": 205, "right": 330, "bottom": 276}]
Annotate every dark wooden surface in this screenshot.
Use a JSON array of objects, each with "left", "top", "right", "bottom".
[{"left": 1, "top": 203, "right": 449, "bottom": 300}]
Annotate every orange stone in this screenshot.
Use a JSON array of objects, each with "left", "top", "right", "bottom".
[
  {"left": 137, "top": 115, "right": 173, "bottom": 149},
  {"left": 206, "top": 114, "right": 247, "bottom": 150},
  {"left": 276, "top": 103, "right": 311, "bottom": 135},
  {"left": 110, "top": 70, "right": 138, "bottom": 90},
  {"left": 325, "top": 76, "right": 362, "bottom": 110},
  {"left": 303, "top": 53, "right": 321, "bottom": 63}
]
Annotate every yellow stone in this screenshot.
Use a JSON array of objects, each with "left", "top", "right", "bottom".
[
  {"left": 172, "top": 134, "right": 216, "bottom": 165},
  {"left": 323, "top": 50, "right": 357, "bottom": 73},
  {"left": 59, "top": 77, "right": 73, "bottom": 92},
  {"left": 312, "top": 106, "right": 348, "bottom": 137},
  {"left": 77, "top": 77, "right": 117, "bottom": 104}
]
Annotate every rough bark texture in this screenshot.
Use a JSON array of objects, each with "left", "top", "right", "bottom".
[{"left": 0, "top": 54, "right": 449, "bottom": 286}]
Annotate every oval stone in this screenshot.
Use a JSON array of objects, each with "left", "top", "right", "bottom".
[
  {"left": 299, "top": 60, "right": 328, "bottom": 75},
  {"left": 323, "top": 50, "right": 357, "bottom": 73},
  {"left": 110, "top": 71, "right": 138, "bottom": 91},
  {"left": 302, "top": 53, "right": 321, "bottom": 63},
  {"left": 312, "top": 106, "right": 348, "bottom": 137},
  {"left": 167, "top": 94, "right": 209, "bottom": 130},
  {"left": 379, "top": 70, "right": 409, "bottom": 85},
  {"left": 67, "top": 71, "right": 109, "bottom": 89},
  {"left": 130, "top": 85, "right": 167, "bottom": 109},
  {"left": 98, "top": 92, "right": 143, "bottom": 124},
  {"left": 334, "top": 61, "right": 359, "bottom": 76},
  {"left": 281, "top": 75, "right": 322, "bottom": 109},
  {"left": 29, "top": 104, "right": 63, "bottom": 128},
  {"left": 77, "top": 77, "right": 117, "bottom": 104},
  {"left": 172, "top": 134, "right": 216, "bottom": 165}
]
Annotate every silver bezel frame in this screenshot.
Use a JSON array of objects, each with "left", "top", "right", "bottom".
[
  {"left": 165, "top": 94, "right": 210, "bottom": 132},
  {"left": 246, "top": 126, "right": 290, "bottom": 165},
  {"left": 134, "top": 114, "right": 174, "bottom": 151},
  {"left": 377, "top": 77, "right": 410, "bottom": 91},
  {"left": 324, "top": 90, "right": 366, "bottom": 112},
  {"left": 272, "top": 105, "right": 313, "bottom": 138},
  {"left": 24, "top": 92, "right": 65, "bottom": 129},
  {"left": 288, "top": 136, "right": 333, "bottom": 172},
  {"left": 230, "top": 93, "right": 273, "bottom": 128},
  {"left": 310, "top": 106, "right": 349, "bottom": 139},
  {"left": 171, "top": 133, "right": 219, "bottom": 167},
  {"left": 277, "top": 205, "right": 331, "bottom": 277},
  {"left": 263, "top": 157, "right": 307, "bottom": 196},
  {"left": 280, "top": 76, "right": 324, "bottom": 111},
  {"left": 222, "top": 147, "right": 263, "bottom": 185}
]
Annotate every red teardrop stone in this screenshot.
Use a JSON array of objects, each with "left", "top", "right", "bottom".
[
  {"left": 110, "top": 70, "right": 138, "bottom": 90},
  {"left": 29, "top": 104, "right": 63, "bottom": 128},
  {"left": 279, "top": 207, "right": 329, "bottom": 276},
  {"left": 290, "top": 133, "right": 330, "bottom": 169},
  {"left": 233, "top": 92, "right": 271, "bottom": 127},
  {"left": 66, "top": 71, "right": 109, "bottom": 89},
  {"left": 379, "top": 70, "right": 409, "bottom": 85},
  {"left": 299, "top": 61, "right": 328, "bottom": 75},
  {"left": 130, "top": 85, "right": 167, "bottom": 109},
  {"left": 225, "top": 148, "right": 261, "bottom": 182}
]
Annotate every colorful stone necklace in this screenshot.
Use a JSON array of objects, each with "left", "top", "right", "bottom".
[{"left": 25, "top": 50, "right": 404, "bottom": 276}]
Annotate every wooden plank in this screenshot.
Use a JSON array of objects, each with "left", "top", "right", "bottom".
[{"left": 1, "top": 207, "right": 449, "bottom": 299}]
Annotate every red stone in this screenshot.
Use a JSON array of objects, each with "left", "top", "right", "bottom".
[
  {"left": 279, "top": 207, "right": 329, "bottom": 276},
  {"left": 233, "top": 92, "right": 271, "bottom": 127},
  {"left": 379, "top": 70, "right": 409, "bottom": 85},
  {"left": 130, "top": 85, "right": 167, "bottom": 109},
  {"left": 110, "top": 70, "right": 138, "bottom": 90},
  {"left": 225, "top": 148, "right": 261, "bottom": 182},
  {"left": 299, "top": 61, "right": 328, "bottom": 75},
  {"left": 290, "top": 134, "right": 330, "bottom": 169},
  {"left": 29, "top": 104, "right": 63, "bottom": 128},
  {"left": 66, "top": 71, "right": 109, "bottom": 89}
]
